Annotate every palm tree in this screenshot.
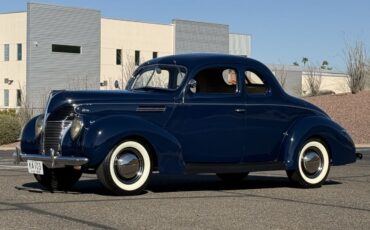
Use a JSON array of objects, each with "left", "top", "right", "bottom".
[
  {"left": 293, "top": 62, "right": 299, "bottom": 66},
  {"left": 321, "top": 60, "right": 329, "bottom": 69},
  {"left": 302, "top": 57, "right": 308, "bottom": 66}
]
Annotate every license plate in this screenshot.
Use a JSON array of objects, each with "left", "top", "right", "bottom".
[{"left": 27, "top": 160, "right": 44, "bottom": 175}]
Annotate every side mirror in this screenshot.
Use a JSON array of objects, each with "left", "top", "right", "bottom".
[
  {"left": 114, "top": 80, "right": 120, "bottom": 89},
  {"left": 155, "top": 67, "right": 162, "bottom": 74},
  {"left": 188, "top": 79, "right": 197, "bottom": 93}
]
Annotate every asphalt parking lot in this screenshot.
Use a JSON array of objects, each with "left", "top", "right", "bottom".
[{"left": 0, "top": 150, "right": 369, "bottom": 230}]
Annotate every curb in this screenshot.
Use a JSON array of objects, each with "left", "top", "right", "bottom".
[{"left": 0, "top": 147, "right": 16, "bottom": 151}]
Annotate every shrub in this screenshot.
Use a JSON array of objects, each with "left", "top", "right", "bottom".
[
  {"left": 0, "top": 114, "right": 21, "bottom": 145},
  {"left": 0, "top": 109, "right": 17, "bottom": 116}
]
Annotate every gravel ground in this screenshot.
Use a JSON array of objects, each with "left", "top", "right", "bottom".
[{"left": 305, "top": 91, "right": 370, "bottom": 144}]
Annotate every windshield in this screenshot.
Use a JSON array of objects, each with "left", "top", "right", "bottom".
[{"left": 128, "top": 65, "right": 187, "bottom": 91}]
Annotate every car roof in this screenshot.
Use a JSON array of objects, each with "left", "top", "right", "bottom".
[{"left": 144, "top": 53, "right": 259, "bottom": 68}]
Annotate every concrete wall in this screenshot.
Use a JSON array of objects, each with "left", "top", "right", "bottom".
[
  {"left": 0, "top": 12, "right": 27, "bottom": 109},
  {"left": 173, "top": 19, "right": 229, "bottom": 54},
  {"left": 100, "top": 18, "right": 174, "bottom": 89},
  {"left": 302, "top": 72, "right": 350, "bottom": 96},
  {"left": 229, "top": 33, "right": 251, "bottom": 57},
  {"left": 26, "top": 3, "right": 101, "bottom": 109}
]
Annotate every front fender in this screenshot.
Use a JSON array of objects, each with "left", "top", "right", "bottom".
[
  {"left": 280, "top": 116, "right": 356, "bottom": 170},
  {"left": 81, "top": 115, "right": 184, "bottom": 173},
  {"left": 20, "top": 115, "right": 42, "bottom": 154}
]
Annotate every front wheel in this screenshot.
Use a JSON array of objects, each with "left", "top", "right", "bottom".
[
  {"left": 287, "top": 139, "right": 330, "bottom": 188},
  {"left": 34, "top": 166, "right": 82, "bottom": 191},
  {"left": 97, "top": 140, "right": 152, "bottom": 195}
]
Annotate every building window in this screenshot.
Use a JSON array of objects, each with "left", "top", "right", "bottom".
[
  {"left": 153, "top": 52, "right": 158, "bottom": 59},
  {"left": 4, "top": 44, "right": 9, "bottom": 61},
  {"left": 116, "top": 49, "right": 122, "bottom": 65},
  {"left": 16, "top": 89, "right": 22, "bottom": 106},
  {"left": 17, "top": 43, "right": 22, "bottom": 61},
  {"left": 4, "top": 90, "right": 9, "bottom": 107},
  {"left": 135, "top": 50, "right": 140, "bottom": 66},
  {"left": 52, "top": 44, "right": 81, "bottom": 53}
]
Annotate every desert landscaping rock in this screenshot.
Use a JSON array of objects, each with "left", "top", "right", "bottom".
[{"left": 305, "top": 91, "right": 370, "bottom": 144}]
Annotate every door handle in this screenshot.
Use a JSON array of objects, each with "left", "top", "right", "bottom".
[{"left": 235, "top": 108, "right": 246, "bottom": 113}]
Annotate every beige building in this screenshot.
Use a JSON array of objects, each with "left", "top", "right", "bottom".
[
  {"left": 100, "top": 18, "right": 174, "bottom": 90},
  {"left": 0, "top": 12, "right": 27, "bottom": 109},
  {"left": 270, "top": 64, "right": 351, "bottom": 97},
  {"left": 0, "top": 3, "right": 251, "bottom": 110},
  {"left": 302, "top": 71, "right": 350, "bottom": 96}
]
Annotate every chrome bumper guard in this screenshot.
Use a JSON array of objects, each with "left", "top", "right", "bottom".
[{"left": 13, "top": 146, "right": 89, "bottom": 168}]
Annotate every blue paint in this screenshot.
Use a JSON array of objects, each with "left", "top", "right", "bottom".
[{"left": 20, "top": 53, "right": 356, "bottom": 174}]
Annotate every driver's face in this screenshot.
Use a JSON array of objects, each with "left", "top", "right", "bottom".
[{"left": 228, "top": 70, "right": 237, "bottom": 84}]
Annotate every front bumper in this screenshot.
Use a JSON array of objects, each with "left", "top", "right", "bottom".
[{"left": 13, "top": 146, "right": 89, "bottom": 168}]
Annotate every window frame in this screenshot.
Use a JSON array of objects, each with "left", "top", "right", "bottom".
[
  {"left": 129, "top": 64, "right": 188, "bottom": 92},
  {"left": 243, "top": 69, "right": 271, "bottom": 97},
  {"left": 4, "top": 44, "right": 9, "bottom": 61},
  {"left": 135, "top": 50, "right": 140, "bottom": 66},
  {"left": 4, "top": 89, "right": 9, "bottom": 107},
  {"left": 187, "top": 65, "right": 242, "bottom": 98},
  {"left": 116, "top": 49, "right": 122, "bottom": 65},
  {"left": 17, "top": 43, "right": 22, "bottom": 61},
  {"left": 52, "top": 44, "right": 81, "bottom": 54},
  {"left": 16, "top": 89, "right": 22, "bottom": 107}
]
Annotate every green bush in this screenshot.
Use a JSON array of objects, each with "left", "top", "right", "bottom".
[
  {"left": 0, "top": 114, "right": 21, "bottom": 145},
  {"left": 0, "top": 109, "right": 17, "bottom": 116}
]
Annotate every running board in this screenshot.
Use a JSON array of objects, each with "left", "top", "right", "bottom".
[{"left": 185, "top": 162, "right": 285, "bottom": 174}]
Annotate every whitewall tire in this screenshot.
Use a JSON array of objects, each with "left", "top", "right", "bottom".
[
  {"left": 97, "top": 140, "right": 152, "bottom": 195},
  {"left": 287, "top": 139, "right": 330, "bottom": 188}
]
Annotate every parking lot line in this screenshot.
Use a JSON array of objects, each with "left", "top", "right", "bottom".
[{"left": 0, "top": 164, "right": 27, "bottom": 169}]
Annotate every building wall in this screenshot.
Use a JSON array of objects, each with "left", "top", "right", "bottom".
[
  {"left": 100, "top": 18, "right": 174, "bottom": 89},
  {"left": 26, "top": 3, "right": 101, "bottom": 109},
  {"left": 1, "top": 3, "right": 253, "bottom": 109},
  {"left": 229, "top": 33, "right": 251, "bottom": 57},
  {"left": 173, "top": 19, "right": 229, "bottom": 54},
  {"left": 0, "top": 12, "right": 27, "bottom": 109},
  {"left": 302, "top": 72, "right": 350, "bottom": 96}
]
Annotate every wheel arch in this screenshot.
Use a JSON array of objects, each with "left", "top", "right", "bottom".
[
  {"left": 81, "top": 115, "right": 185, "bottom": 173},
  {"left": 280, "top": 116, "right": 356, "bottom": 170}
]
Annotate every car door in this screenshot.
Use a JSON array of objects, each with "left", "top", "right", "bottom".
[
  {"left": 175, "top": 65, "right": 246, "bottom": 163},
  {"left": 242, "top": 67, "right": 292, "bottom": 162}
]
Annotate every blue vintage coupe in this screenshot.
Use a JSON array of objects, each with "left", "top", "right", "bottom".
[{"left": 14, "top": 53, "right": 358, "bottom": 195}]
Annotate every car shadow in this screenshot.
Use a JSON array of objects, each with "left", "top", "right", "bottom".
[{"left": 19, "top": 174, "right": 342, "bottom": 196}]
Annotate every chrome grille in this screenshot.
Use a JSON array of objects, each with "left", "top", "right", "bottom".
[
  {"left": 42, "top": 105, "right": 74, "bottom": 153},
  {"left": 43, "top": 121, "right": 72, "bottom": 153}
]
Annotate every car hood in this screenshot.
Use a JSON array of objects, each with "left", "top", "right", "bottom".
[{"left": 46, "top": 90, "right": 175, "bottom": 114}]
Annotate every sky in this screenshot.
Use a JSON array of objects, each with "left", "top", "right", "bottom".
[{"left": 1, "top": 0, "right": 369, "bottom": 72}]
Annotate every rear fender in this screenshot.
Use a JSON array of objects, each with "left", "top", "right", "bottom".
[{"left": 280, "top": 116, "right": 356, "bottom": 170}]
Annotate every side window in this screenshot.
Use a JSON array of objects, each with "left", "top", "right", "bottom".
[
  {"left": 193, "top": 67, "right": 238, "bottom": 94},
  {"left": 244, "top": 71, "right": 269, "bottom": 95}
]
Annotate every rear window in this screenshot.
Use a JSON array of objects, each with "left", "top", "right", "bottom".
[{"left": 244, "top": 71, "right": 269, "bottom": 95}]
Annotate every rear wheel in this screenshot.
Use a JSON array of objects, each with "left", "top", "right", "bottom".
[
  {"left": 287, "top": 139, "right": 330, "bottom": 188},
  {"left": 34, "top": 166, "right": 82, "bottom": 191},
  {"left": 97, "top": 140, "right": 152, "bottom": 195},
  {"left": 217, "top": 172, "right": 249, "bottom": 182}
]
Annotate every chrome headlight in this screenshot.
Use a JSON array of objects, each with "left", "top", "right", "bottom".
[
  {"left": 35, "top": 115, "right": 44, "bottom": 138},
  {"left": 70, "top": 117, "right": 84, "bottom": 141}
]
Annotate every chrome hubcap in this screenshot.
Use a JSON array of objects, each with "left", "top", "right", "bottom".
[
  {"left": 115, "top": 150, "right": 143, "bottom": 183},
  {"left": 302, "top": 150, "right": 323, "bottom": 176}
]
